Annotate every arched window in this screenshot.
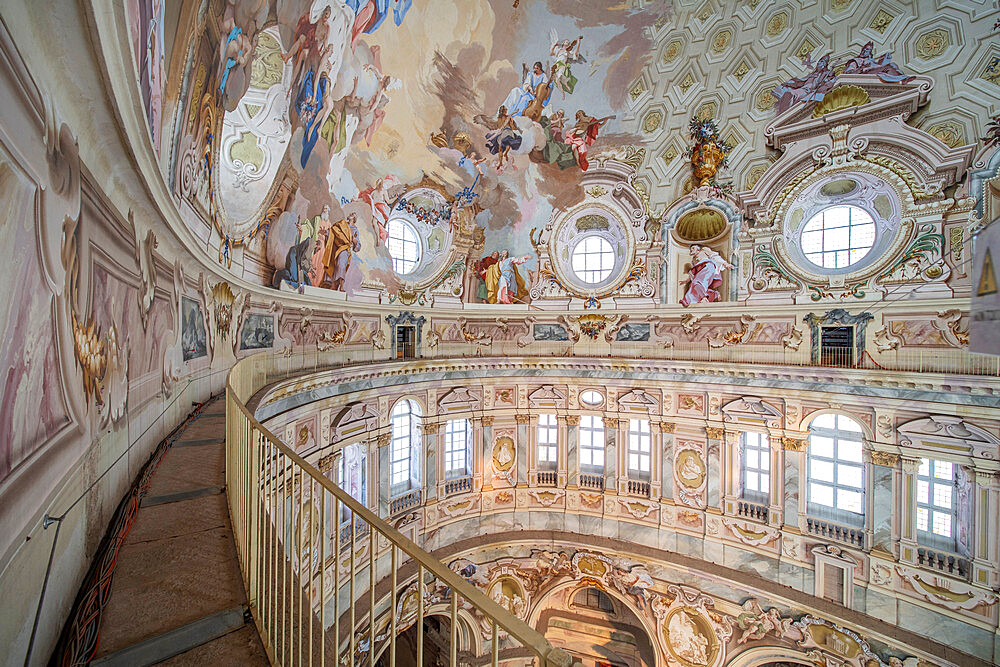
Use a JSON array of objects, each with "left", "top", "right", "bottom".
[
  {"left": 807, "top": 414, "right": 865, "bottom": 522},
  {"left": 387, "top": 219, "right": 420, "bottom": 274},
  {"left": 390, "top": 399, "right": 422, "bottom": 495}
]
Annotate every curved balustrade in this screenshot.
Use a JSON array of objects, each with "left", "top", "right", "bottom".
[{"left": 225, "top": 350, "right": 575, "bottom": 666}]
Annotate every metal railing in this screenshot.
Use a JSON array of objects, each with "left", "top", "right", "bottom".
[{"left": 226, "top": 351, "right": 574, "bottom": 666}]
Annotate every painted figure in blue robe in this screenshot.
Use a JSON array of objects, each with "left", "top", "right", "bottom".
[
  {"left": 296, "top": 70, "right": 328, "bottom": 167},
  {"left": 501, "top": 62, "right": 551, "bottom": 118},
  {"left": 272, "top": 238, "right": 314, "bottom": 289}
]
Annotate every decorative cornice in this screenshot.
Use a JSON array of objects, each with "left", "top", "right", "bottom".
[{"left": 782, "top": 436, "right": 807, "bottom": 452}]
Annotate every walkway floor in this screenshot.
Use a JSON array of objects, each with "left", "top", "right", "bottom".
[{"left": 92, "top": 396, "right": 268, "bottom": 666}]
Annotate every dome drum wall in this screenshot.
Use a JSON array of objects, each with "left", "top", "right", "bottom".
[{"left": 255, "top": 358, "right": 1000, "bottom": 667}]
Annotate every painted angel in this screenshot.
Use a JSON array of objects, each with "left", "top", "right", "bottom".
[{"left": 549, "top": 29, "right": 585, "bottom": 98}]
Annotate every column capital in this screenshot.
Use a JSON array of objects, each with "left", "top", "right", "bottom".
[
  {"left": 319, "top": 453, "right": 336, "bottom": 473},
  {"left": 564, "top": 415, "right": 580, "bottom": 426},
  {"left": 603, "top": 417, "right": 621, "bottom": 429},
  {"left": 901, "top": 456, "right": 922, "bottom": 474},
  {"left": 781, "top": 436, "right": 807, "bottom": 452},
  {"left": 482, "top": 416, "right": 495, "bottom": 427},
  {"left": 514, "top": 414, "right": 530, "bottom": 425},
  {"left": 376, "top": 433, "right": 392, "bottom": 447},
  {"left": 869, "top": 450, "right": 899, "bottom": 467},
  {"left": 705, "top": 426, "right": 724, "bottom": 439},
  {"left": 658, "top": 421, "right": 676, "bottom": 434}
]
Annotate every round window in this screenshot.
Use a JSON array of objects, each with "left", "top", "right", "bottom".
[
  {"left": 800, "top": 205, "right": 876, "bottom": 269},
  {"left": 580, "top": 390, "right": 604, "bottom": 407},
  {"left": 387, "top": 219, "right": 420, "bottom": 275},
  {"left": 572, "top": 236, "right": 615, "bottom": 284}
]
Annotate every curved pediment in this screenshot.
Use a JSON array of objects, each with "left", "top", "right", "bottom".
[{"left": 897, "top": 416, "right": 1000, "bottom": 460}]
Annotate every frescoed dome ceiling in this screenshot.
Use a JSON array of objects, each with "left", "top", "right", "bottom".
[{"left": 158, "top": 0, "right": 999, "bottom": 295}]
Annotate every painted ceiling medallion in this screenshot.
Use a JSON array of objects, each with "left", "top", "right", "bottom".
[
  {"left": 765, "top": 11, "right": 788, "bottom": 37},
  {"left": 811, "top": 85, "right": 870, "bottom": 117},
  {"left": 915, "top": 29, "right": 950, "bottom": 59}
]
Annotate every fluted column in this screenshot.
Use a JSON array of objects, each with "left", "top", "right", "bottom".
[
  {"left": 705, "top": 426, "right": 724, "bottom": 511},
  {"left": 565, "top": 415, "right": 580, "bottom": 487},
  {"left": 869, "top": 451, "right": 899, "bottom": 554},
  {"left": 422, "top": 423, "right": 438, "bottom": 502},
  {"left": 515, "top": 413, "right": 530, "bottom": 486},
  {"left": 475, "top": 416, "right": 490, "bottom": 492},
  {"left": 972, "top": 469, "right": 1000, "bottom": 589},
  {"left": 899, "top": 456, "right": 922, "bottom": 564},
  {"left": 604, "top": 417, "right": 619, "bottom": 492},
  {"left": 781, "top": 435, "right": 807, "bottom": 531},
  {"left": 660, "top": 422, "right": 675, "bottom": 502}
]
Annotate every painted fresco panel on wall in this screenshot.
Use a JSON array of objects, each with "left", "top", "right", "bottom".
[
  {"left": 616, "top": 323, "right": 650, "bottom": 341},
  {"left": 0, "top": 146, "right": 70, "bottom": 480},
  {"left": 534, "top": 324, "right": 569, "bottom": 341},
  {"left": 181, "top": 296, "right": 208, "bottom": 361},
  {"left": 240, "top": 313, "right": 274, "bottom": 350}
]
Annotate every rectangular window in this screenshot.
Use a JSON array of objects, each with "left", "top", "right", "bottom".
[
  {"left": 390, "top": 419, "right": 411, "bottom": 488},
  {"left": 627, "top": 419, "right": 651, "bottom": 478},
  {"left": 444, "top": 419, "right": 471, "bottom": 479},
  {"left": 741, "top": 432, "right": 770, "bottom": 502},
  {"left": 579, "top": 415, "right": 605, "bottom": 470},
  {"left": 807, "top": 415, "right": 865, "bottom": 519},
  {"left": 917, "top": 458, "right": 956, "bottom": 544},
  {"left": 537, "top": 413, "right": 558, "bottom": 468}
]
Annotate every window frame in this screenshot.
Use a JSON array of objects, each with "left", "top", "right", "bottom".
[
  {"left": 741, "top": 431, "right": 771, "bottom": 504},
  {"left": 571, "top": 235, "right": 615, "bottom": 284},
  {"left": 389, "top": 399, "right": 422, "bottom": 496},
  {"left": 443, "top": 418, "right": 472, "bottom": 480},
  {"left": 799, "top": 204, "right": 876, "bottom": 270},
  {"left": 579, "top": 415, "right": 605, "bottom": 471},
  {"left": 537, "top": 413, "right": 558, "bottom": 469},
  {"left": 806, "top": 413, "right": 866, "bottom": 526},
  {"left": 387, "top": 218, "right": 421, "bottom": 275},
  {"left": 916, "top": 457, "right": 958, "bottom": 551},
  {"left": 626, "top": 418, "right": 651, "bottom": 479}
]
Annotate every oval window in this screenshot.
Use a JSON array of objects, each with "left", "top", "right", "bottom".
[
  {"left": 800, "top": 205, "right": 876, "bottom": 269},
  {"left": 580, "top": 390, "right": 604, "bottom": 406}
]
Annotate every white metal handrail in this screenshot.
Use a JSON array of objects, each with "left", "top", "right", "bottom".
[{"left": 225, "top": 350, "right": 574, "bottom": 667}]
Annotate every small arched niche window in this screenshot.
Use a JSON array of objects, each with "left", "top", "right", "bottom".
[
  {"left": 807, "top": 413, "right": 865, "bottom": 524},
  {"left": 573, "top": 587, "right": 615, "bottom": 613},
  {"left": 390, "top": 399, "right": 422, "bottom": 496}
]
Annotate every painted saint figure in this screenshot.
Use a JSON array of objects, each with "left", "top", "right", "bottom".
[
  {"left": 842, "top": 41, "right": 913, "bottom": 84},
  {"left": 563, "top": 111, "right": 614, "bottom": 171},
  {"left": 771, "top": 53, "right": 837, "bottom": 115},
  {"left": 484, "top": 106, "right": 523, "bottom": 171},
  {"left": 680, "top": 244, "right": 733, "bottom": 307},
  {"left": 282, "top": 5, "right": 332, "bottom": 101},
  {"left": 319, "top": 213, "right": 361, "bottom": 291},
  {"left": 474, "top": 251, "right": 500, "bottom": 302},
  {"left": 485, "top": 251, "right": 529, "bottom": 304},
  {"left": 501, "top": 62, "right": 550, "bottom": 118},
  {"left": 356, "top": 176, "right": 400, "bottom": 245}
]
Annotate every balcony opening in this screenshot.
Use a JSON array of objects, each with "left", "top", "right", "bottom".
[
  {"left": 820, "top": 326, "right": 854, "bottom": 366},
  {"left": 395, "top": 324, "right": 416, "bottom": 359}
]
